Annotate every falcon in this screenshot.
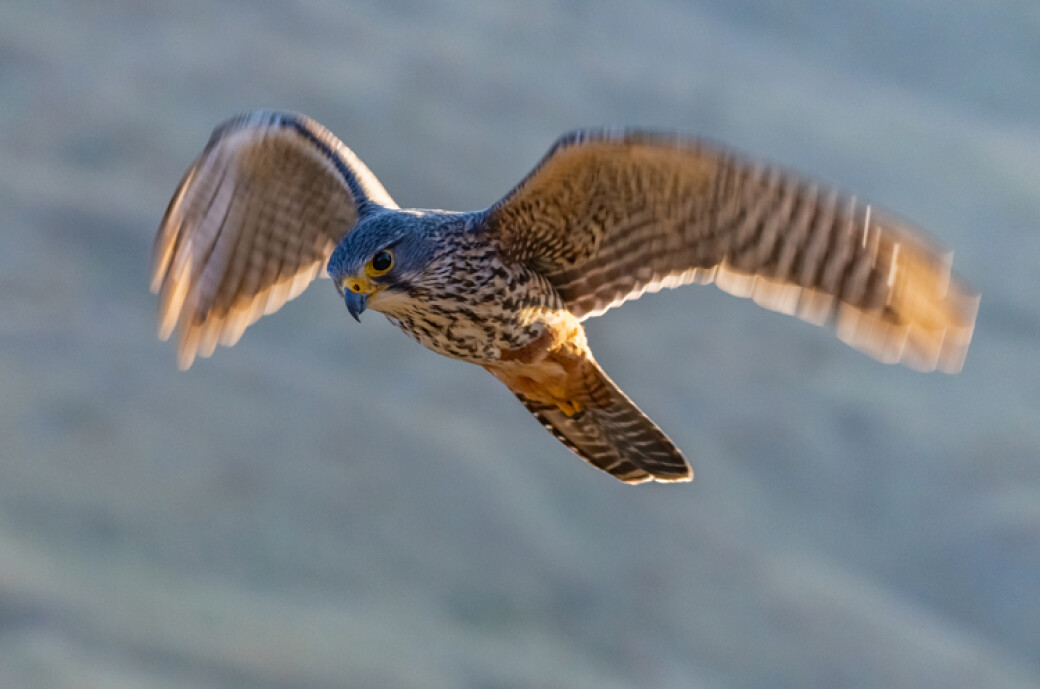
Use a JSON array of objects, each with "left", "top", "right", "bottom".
[{"left": 151, "top": 110, "right": 978, "bottom": 484}]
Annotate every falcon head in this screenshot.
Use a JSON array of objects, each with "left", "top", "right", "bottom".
[{"left": 327, "top": 209, "right": 445, "bottom": 321}]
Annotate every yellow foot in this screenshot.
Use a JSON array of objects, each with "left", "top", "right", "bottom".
[{"left": 556, "top": 399, "right": 583, "bottom": 417}]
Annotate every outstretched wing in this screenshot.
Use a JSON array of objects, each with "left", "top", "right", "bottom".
[
  {"left": 484, "top": 129, "right": 978, "bottom": 373},
  {"left": 151, "top": 110, "right": 396, "bottom": 369}
]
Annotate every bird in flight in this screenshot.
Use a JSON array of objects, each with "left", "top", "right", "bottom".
[{"left": 152, "top": 111, "right": 978, "bottom": 484}]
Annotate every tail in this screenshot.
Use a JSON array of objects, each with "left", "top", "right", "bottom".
[{"left": 514, "top": 361, "right": 692, "bottom": 484}]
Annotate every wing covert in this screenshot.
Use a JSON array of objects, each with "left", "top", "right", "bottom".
[
  {"left": 151, "top": 110, "right": 396, "bottom": 369},
  {"left": 484, "top": 129, "right": 978, "bottom": 372}
]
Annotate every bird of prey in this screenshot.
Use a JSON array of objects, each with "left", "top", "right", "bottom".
[{"left": 152, "top": 110, "right": 978, "bottom": 484}]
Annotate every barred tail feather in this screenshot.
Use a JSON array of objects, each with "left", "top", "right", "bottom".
[{"left": 515, "top": 362, "right": 691, "bottom": 484}]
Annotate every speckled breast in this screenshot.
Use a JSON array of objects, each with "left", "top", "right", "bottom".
[{"left": 380, "top": 238, "right": 568, "bottom": 365}]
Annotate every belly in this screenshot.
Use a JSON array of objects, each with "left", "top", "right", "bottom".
[{"left": 386, "top": 302, "right": 577, "bottom": 364}]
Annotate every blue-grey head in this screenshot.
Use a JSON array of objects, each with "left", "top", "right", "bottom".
[{"left": 327, "top": 209, "right": 450, "bottom": 321}]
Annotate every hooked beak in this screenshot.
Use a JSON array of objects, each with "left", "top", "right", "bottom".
[{"left": 344, "top": 290, "right": 367, "bottom": 322}]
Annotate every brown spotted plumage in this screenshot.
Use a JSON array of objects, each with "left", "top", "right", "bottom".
[{"left": 152, "top": 111, "right": 979, "bottom": 484}]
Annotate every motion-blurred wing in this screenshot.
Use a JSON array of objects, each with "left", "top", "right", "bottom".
[
  {"left": 151, "top": 110, "right": 396, "bottom": 369},
  {"left": 484, "top": 128, "right": 978, "bottom": 373}
]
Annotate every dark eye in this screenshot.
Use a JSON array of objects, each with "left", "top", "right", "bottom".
[{"left": 367, "top": 250, "right": 394, "bottom": 276}]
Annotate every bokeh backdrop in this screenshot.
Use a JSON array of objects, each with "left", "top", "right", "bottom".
[{"left": 1, "top": 1, "right": 1038, "bottom": 687}]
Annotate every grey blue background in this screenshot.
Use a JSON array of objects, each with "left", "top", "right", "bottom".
[{"left": 1, "top": 1, "right": 1038, "bottom": 687}]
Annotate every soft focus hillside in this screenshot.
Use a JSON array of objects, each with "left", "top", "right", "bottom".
[{"left": 1, "top": 1, "right": 1038, "bottom": 688}]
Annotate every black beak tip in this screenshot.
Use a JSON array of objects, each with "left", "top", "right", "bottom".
[{"left": 345, "top": 290, "right": 367, "bottom": 322}]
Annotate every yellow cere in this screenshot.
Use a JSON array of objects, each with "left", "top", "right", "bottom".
[{"left": 342, "top": 277, "right": 368, "bottom": 294}]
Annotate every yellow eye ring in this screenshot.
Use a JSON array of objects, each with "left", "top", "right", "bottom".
[{"left": 366, "top": 250, "right": 394, "bottom": 277}]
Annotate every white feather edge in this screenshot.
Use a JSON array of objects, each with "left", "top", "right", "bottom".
[{"left": 574, "top": 259, "right": 978, "bottom": 374}]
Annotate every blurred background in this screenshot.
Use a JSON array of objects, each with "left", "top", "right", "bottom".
[{"left": 1, "top": 0, "right": 1038, "bottom": 687}]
